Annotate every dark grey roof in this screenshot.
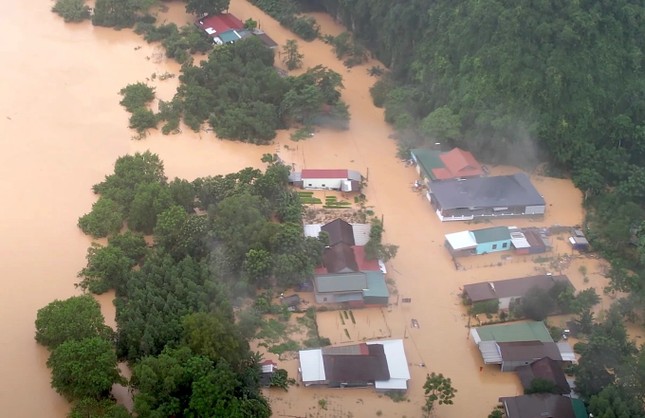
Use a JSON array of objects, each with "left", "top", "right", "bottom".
[
  {"left": 430, "top": 173, "right": 545, "bottom": 210},
  {"left": 463, "top": 275, "right": 573, "bottom": 303},
  {"left": 516, "top": 357, "right": 571, "bottom": 394},
  {"left": 323, "top": 344, "right": 390, "bottom": 384},
  {"left": 321, "top": 219, "right": 356, "bottom": 246},
  {"left": 500, "top": 394, "right": 576, "bottom": 418}
]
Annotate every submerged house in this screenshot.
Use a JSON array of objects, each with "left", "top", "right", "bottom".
[
  {"left": 312, "top": 271, "right": 389, "bottom": 306},
  {"left": 500, "top": 394, "right": 587, "bottom": 418},
  {"left": 298, "top": 339, "right": 410, "bottom": 390},
  {"left": 445, "top": 226, "right": 512, "bottom": 256},
  {"left": 289, "top": 169, "right": 362, "bottom": 192},
  {"left": 471, "top": 322, "right": 576, "bottom": 372},
  {"left": 516, "top": 357, "right": 571, "bottom": 395},
  {"left": 195, "top": 13, "right": 277, "bottom": 47},
  {"left": 410, "top": 147, "right": 484, "bottom": 184},
  {"left": 429, "top": 173, "right": 546, "bottom": 221},
  {"left": 462, "top": 274, "right": 574, "bottom": 311}
]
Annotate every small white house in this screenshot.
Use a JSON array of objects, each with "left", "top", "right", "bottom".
[{"left": 289, "top": 169, "right": 362, "bottom": 191}]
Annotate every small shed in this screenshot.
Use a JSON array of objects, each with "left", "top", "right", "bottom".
[
  {"left": 280, "top": 294, "right": 301, "bottom": 311},
  {"left": 568, "top": 229, "right": 589, "bottom": 252}
]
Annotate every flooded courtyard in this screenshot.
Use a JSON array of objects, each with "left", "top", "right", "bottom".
[{"left": 0, "top": 1, "right": 613, "bottom": 417}]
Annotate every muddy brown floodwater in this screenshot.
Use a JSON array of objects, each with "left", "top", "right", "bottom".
[{"left": 0, "top": 1, "right": 619, "bottom": 417}]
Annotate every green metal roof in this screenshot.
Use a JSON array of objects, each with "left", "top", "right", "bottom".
[
  {"left": 475, "top": 321, "right": 553, "bottom": 343},
  {"left": 362, "top": 271, "right": 389, "bottom": 298},
  {"left": 472, "top": 226, "right": 512, "bottom": 244},
  {"left": 571, "top": 398, "right": 588, "bottom": 418},
  {"left": 411, "top": 148, "right": 443, "bottom": 180},
  {"left": 314, "top": 273, "right": 366, "bottom": 293}
]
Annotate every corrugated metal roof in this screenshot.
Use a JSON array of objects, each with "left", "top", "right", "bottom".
[
  {"left": 350, "top": 223, "right": 371, "bottom": 246},
  {"left": 314, "top": 273, "right": 367, "bottom": 293},
  {"left": 478, "top": 341, "right": 503, "bottom": 364},
  {"left": 463, "top": 275, "right": 573, "bottom": 303},
  {"left": 472, "top": 226, "right": 512, "bottom": 243},
  {"left": 299, "top": 349, "right": 325, "bottom": 382},
  {"left": 366, "top": 339, "right": 410, "bottom": 389},
  {"left": 302, "top": 169, "right": 349, "bottom": 179},
  {"left": 445, "top": 230, "right": 477, "bottom": 250},
  {"left": 363, "top": 271, "right": 389, "bottom": 299},
  {"left": 557, "top": 342, "right": 577, "bottom": 363},
  {"left": 473, "top": 322, "right": 553, "bottom": 343},
  {"left": 431, "top": 173, "right": 545, "bottom": 210}
]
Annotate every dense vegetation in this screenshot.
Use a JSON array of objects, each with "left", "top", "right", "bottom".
[
  {"left": 39, "top": 152, "right": 323, "bottom": 416},
  {"left": 119, "top": 37, "right": 349, "bottom": 141}
]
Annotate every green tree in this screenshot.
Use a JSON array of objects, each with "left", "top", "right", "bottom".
[
  {"left": 185, "top": 0, "right": 230, "bottom": 16},
  {"left": 35, "top": 295, "right": 113, "bottom": 350},
  {"left": 78, "top": 244, "right": 133, "bottom": 294},
  {"left": 52, "top": 0, "right": 91, "bottom": 22},
  {"left": 242, "top": 248, "right": 274, "bottom": 287},
  {"left": 488, "top": 408, "right": 504, "bottom": 418},
  {"left": 168, "top": 178, "right": 196, "bottom": 212},
  {"left": 129, "top": 107, "right": 158, "bottom": 134},
  {"left": 127, "top": 182, "right": 173, "bottom": 233},
  {"left": 78, "top": 197, "right": 124, "bottom": 238},
  {"left": 47, "top": 337, "right": 124, "bottom": 401},
  {"left": 588, "top": 384, "right": 645, "bottom": 418},
  {"left": 365, "top": 218, "right": 399, "bottom": 262},
  {"left": 68, "top": 398, "right": 131, "bottom": 418},
  {"left": 420, "top": 106, "right": 461, "bottom": 142},
  {"left": 93, "top": 151, "right": 167, "bottom": 211},
  {"left": 282, "top": 39, "right": 304, "bottom": 70},
  {"left": 422, "top": 372, "right": 457, "bottom": 416},
  {"left": 518, "top": 286, "right": 556, "bottom": 321},
  {"left": 119, "top": 82, "right": 155, "bottom": 113},
  {"left": 92, "top": 0, "right": 148, "bottom": 28},
  {"left": 525, "top": 378, "right": 559, "bottom": 394},
  {"left": 181, "top": 311, "right": 248, "bottom": 368},
  {"left": 108, "top": 231, "right": 148, "bottom": 264}
]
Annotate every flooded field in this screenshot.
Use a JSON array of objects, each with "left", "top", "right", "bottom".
[{"left": 0, "top": 0, "right": 621, "bottom": 417}]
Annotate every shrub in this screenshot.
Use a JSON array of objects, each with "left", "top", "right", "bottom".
[
  {"left": 129, "top": 108, "right": 158, "bottom": 134},
  {"left": 78, "top": 197, "right": 124, "bottom": 238},
  {"left": 52, "top": 0, "right": 91, "bottom": 22},
  {"left": 119, "top": 82, "right": 155, "bottom": 112}
]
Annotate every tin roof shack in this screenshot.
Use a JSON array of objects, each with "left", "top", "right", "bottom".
[
  {"left": 280, "top": 294, "right": 301, "bottom": 312},
  {"left": 470, "top": 321, "right": 554, "bottom": 344},
  {"left": 289, "top": 169, "right": 362, "bottom": 192},
  {"left": 298, "top": 339, "right": 410, "bottom": 390},
  {"left": 516, "top": 357, "right": 571, "bottom": 395},
  {"left": 568, "top": 229, "right": 590, "bottom": 252},
  {"left": 410, "top": 147, "right": 484, "bottom": 183},
  {"left": 462, "top": 274, "right": 574, "bottom": 311},
  {"left": 510, "top": 227, "right": 551, "bottom": 255},
  {"left": 259, "top": 360, "right": 278, "bottom": 387},
  {"left": 500, "top": 394, "right": 588, "bottom": 418},
  {"left": 445, "top": 226, "right": 512, "bottom": 256},
  {"left": 429, "top": 173, "right": 546, "bottom": 222}
]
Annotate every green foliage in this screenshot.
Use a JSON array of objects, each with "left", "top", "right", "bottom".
[
  {"left": 77, "top": 197, "right": 124, "bottom": 238},
  {"left": 269, "top": 369, "right": 295, "bottom": 391},
  {"left": 181, "top": 311, "right": 249, "bottom": 368},
  {"left": 78, "top": 243, "right": 133, "bottom": 294},
  {"left": 185, "top": 0, "right": 230, "bottom": 17},
  {"left": 516, "top": 286, "right": 556, "bottom": 321},
  {"left": 92, "top": 151, "right": 167, "bottom": 212},
  {"left": 35, "top": 295, "right": 113, "bottom": 350},
  {"left": 92, "top": 0, "right": 148, "bottom": 28},
  {"left": 282, "top": 39, "right": 304, "bottom": 70},
  {"left": 588, "top": 384, "right": 645, "bottom": 418},
  {"left": 248, "top": 0, "right": 319, "bottom": 40},
  {"left": 289, "top": 16, "right": 319, "bottom": 41},
  {"left": 119, "top": 82, "right": 155, "bottom": 113},
  {"left": 131, "top": 346, "right": 271, "bottom": 418},
  {"left": 488, "top": 408, "right": 504, "bottom": 418},
  {"left": 127, "top": 181, "right": 173, "bottom": 233},
  {"left": 469, "top": 300, "right": 499, "bottom": 315},
  {"left": 244, "top": 18, "right": 258, "bottom": 30},
  {"left": 365, "top": 217, "right": 399, "bottom": 262},
  {"left": 47, "top": 337, "right": 125, "bottom": 401},
  {"left": 524, "top": 378, "right": 560, "bottom": 394},
  {"left": 68, "top": 398, "right": 131, "bottom": 418},
  {"left": 420, "top": 106, "right": 461, "bottom": 142},
  {"left": 422, "top": 372, "right": 457, "bottom": 415},
  {"left": 52, "top": 0, "right": 90, "bottom": 22},
  {"left": 129, "top": 107, "right": 158, "bottom": 134}
]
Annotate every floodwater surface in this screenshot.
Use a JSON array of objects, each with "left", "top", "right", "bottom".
[{"left": 0, "top": 1, "right": 606, "bottom": 417}]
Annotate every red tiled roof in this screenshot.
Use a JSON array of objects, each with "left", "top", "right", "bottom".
[
  {"left": 301, "top": 169, "right": 349, "bottom": 179},
  {"left": 197, "top": 13, "right": 244, "bottom": 35},
  {"left": 353, "top": 246, "right": 381, "bottom": 272},
  {"left": 439, "top": 147, "right": 483, "bottom": 178}
]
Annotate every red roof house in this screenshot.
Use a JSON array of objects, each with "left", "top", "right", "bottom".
[
  {"left": 432, "top": 147, "right": 484, "bottom": 180},
  {"left": 196, "top": 13, "right": 244, "bottom": 37}
]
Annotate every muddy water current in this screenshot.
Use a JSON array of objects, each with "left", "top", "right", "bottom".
[{"left": 0, "top": 1, "right": 607, "bottom": 417}]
